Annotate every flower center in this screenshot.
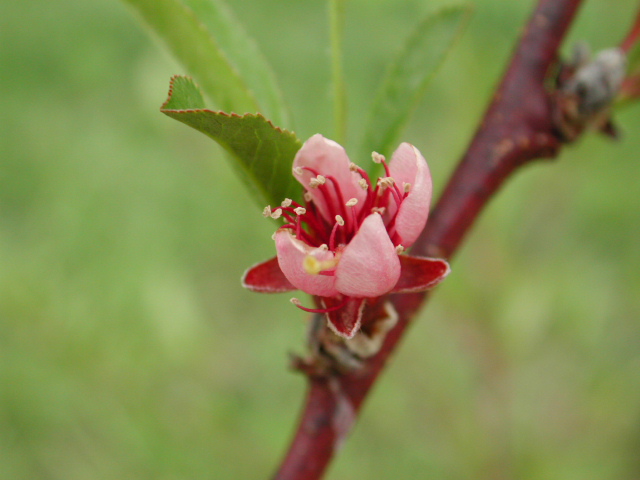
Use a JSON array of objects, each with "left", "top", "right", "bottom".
[{"left": 264, "top": 152, "right": 410, "bottom": 270}]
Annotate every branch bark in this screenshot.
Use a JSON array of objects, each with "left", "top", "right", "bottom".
[{"left": 274, "top": 1, "right": 583, "bottom": 478}]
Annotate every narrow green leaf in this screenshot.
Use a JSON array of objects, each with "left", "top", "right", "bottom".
[
  {"left": 329, "top": 0, "right": 347, "bottom": 144},
  {"left": 359, "top": 5, "right": 471, "bottom": 162},
  {"left": 123, "top": 0, "right": 291, "bottom": 126},
  {"left": 162, "top": 76, "right": 302, "bottom": 207}
]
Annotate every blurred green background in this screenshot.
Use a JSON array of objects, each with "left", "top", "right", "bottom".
[{"left": 1, "top": 0, "right": 640, "bottom": 478}]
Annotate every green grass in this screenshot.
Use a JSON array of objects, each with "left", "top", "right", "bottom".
[{"left": 1, "top": 0, "right": 640, "bottom": 478}]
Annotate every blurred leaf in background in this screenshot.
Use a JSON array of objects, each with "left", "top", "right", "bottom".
[{"left": 1, "top": 0, "right": 640, "bottom": 479}]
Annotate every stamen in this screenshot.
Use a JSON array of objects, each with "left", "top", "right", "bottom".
[
  {"left": 358, "top": 178, "right": 368, "bottom": 189},
  {"left": 345, "top": 199, "right": 359, "bottom": 232},
  {"left": 329, "top": 216, "right": 344, "bottom": 250},
  {"left": 281, "top": 198, "right": 293, "bottom": 208},
  {"left": 374, "top": 152, "right": 394, "bottom": 179},
  {"left": 304, "top": 192, "right": 312, "bottom": 202},
  {"left": 321, "top": 175, "right": 348, "bottom": 221},
  {"left": 379, "top": 177, "right": 402, "bottom": 207},
  {"left": 403, "top": 183, "right": 411, "bottom": 193},
  {"left": 371, "top": 207, "right": 386, "bottom": 214},
  {"left": 372, "top": 152, "right": 386, "bottom": 164},
  {"left": 294, "top": 207, "right": 306, "bottom": 215},
  {"left": 295, "top": 212, "right": 302, "bottom": 238},
  {"left": 349, "top": 162, "right": 358, "bottom": 172},
  {"left": 290, "top": 297, "right": 348, "bottom": 313},
  {"left": 309, "top": 175, "right": 326, "bottom": 188},
  {"left": 280, "top": 224, "right": 317, "bottom": 245},
  {"left": 378, "top": 177, "right": 395, "bottom": 189},
  {"left": 353, "top": 164, "right": 373, "bottom": 191},
  {"left": 270, "top": 208, "right": 283, "bottom": 220},
  {"left": 395, "top": 245, "right": 405, "bottom": 254},
  {"left": 293, "top": 167, "right": 304, "bottom": 175},
  {"left": 263, "top": 206, "right": 273, "bottom": 218},
  {"left": 318, "top": 244, "right": 329, "bottom": 251}
]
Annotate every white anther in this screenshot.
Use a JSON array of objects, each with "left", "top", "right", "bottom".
[
  {"left": 270, "top": 208, "right": 283, "bottom": 219},
  {"left": 358, "top": 178, "right": 368, "bottom": 189},
  {"left": 349, "top": 162, "right": 358, "bottom": 172},
  {"left": 395, "top": 245, "right": 405, "bottom": 254},
  {"left": 403, "top": 182, "right": 411, "bottom": 193},
  {"left": 371, "top": 207, "right": 386, "bottom": 215},
  {"left": 346, "top": 198, "right": 358, "bottom": 207},
  {"left": 271, "top": 232, "right": 277, "bottom": 240},
  {"left": 262, "top": 206, "right": 272, "bottom": 218},
  {"left": 304, "top": 192, "right": 312, "bottom": 202},
  {"left": 293, "top": 167, "right": 304, "bottom": 175},
  {"left": 290, "top": 297, "right": 301, "bottom": 306},
  {"left": 378, "top": 177, "right": 395, "bottom": 189},
  {"left": 335, "top": 215, "right": 345, "bottom": 226},
  {"left": 318, "top": 244, "right": 329, "bottom": 251},
  {"left": 294, "top": 207, "right": 306, "bottom": 215},
  {"left": 309, "top": 175, "right": 326, "bottom": 188},
  {"left": 281, "top": 198, "right": 292, "bottom": 208},
  {"left": 372, "top": 152, "right": 385, "bottom": 164}
]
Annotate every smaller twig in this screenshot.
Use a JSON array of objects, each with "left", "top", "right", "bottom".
[{"left": 620, "top": 8, "right": 640, "bottom": 53}]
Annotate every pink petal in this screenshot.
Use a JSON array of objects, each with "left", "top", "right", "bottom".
[
  {"left": 388, "top": 143, "right": 432, "bottom": 247},
  {"left": 391, "top": 255, "right": 450, "bottom": 293},
  {"left": 322, "top": 296, "right": 365, "bottom": 339},
  {"left": 275, "top": 229, "right": 339, "bottom": 297},
  {"left": 334, "top": 213, "right": 401, "bottom": 297},
  {"left": 293, "top": 134, "right": 367, "bottom": 222},
  {"left": 242, "top": 256, "right": 297, "bottom": 293}
]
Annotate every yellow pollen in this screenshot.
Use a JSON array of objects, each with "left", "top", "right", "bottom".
[{"left": 303, "top": 255, "right": 339, "bottom": 275}]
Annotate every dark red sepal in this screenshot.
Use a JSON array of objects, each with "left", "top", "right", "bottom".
[
  {"left": 391, "top": 255, "right": 451, "bottom": 293},
  {"left": 321, "top": 296, "right": 366, "bottom": 339},
  {"left": 242, "top": 256, "right": 296, "bottom": 293}
]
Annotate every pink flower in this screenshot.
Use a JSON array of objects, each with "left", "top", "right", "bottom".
[{"left": 243, "top": 134, "right": 450, "bottom": 338}]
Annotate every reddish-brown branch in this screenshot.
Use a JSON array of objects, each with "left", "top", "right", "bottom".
[
  {"left": 620, "top": 8, "right": 640, "bottom": 53},
  {"left": 273, "top": 1, "right": 583, "bottom": 479}
]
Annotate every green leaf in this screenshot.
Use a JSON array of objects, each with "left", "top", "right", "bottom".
[
  {"left": 123, "top": 0, "right": 291, "bottom": 126},
  {"left": 359, "top": 5, "right": 471, "bottom": 163},
  {"left": 162, "top": 76, "right": 302, "bottom": 207},
  {"left": 329, "top": 0, "right": 347, "bottom": 144}
]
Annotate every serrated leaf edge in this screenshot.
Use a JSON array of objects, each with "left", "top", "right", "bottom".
[{"left": 161, "top": 75, "right": 299, "bottom": 139}]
